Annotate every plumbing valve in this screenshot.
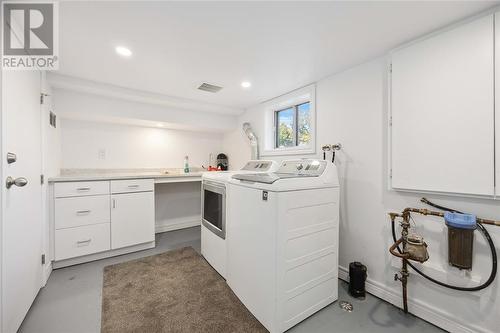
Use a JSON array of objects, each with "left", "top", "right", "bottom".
[{"left": 322, "top": 143, "right": 342, "bottom": 162}]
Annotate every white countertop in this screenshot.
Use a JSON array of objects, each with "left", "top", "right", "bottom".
[{"left": 48, "top": 171, "right": 205, "bottom": 183}]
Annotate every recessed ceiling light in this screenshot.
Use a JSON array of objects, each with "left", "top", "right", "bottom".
[
  {"left": 241, "top": 81, "right": 251, "bottom": 88},
  {"left": 115, "top": 46, "right": 132, "bottom": 57},
  {"left": 156, "top": 123, "right": 164, "bottom": 127}
]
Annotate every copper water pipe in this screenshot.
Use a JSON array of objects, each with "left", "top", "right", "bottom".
[
  {"left": 389, "top": 238, "right": 408, "bottom": 259},
  {"left": 389, "top": 213, "right": 410, "bottom": 313},
  {"left": 402, "top": 208, "right": 500, "bottom": 227},
  {"left": 389, "top": 207, "right": 500, "bottom": 314}
]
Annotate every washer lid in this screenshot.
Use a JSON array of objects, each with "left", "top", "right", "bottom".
[
  {"left": 202, "top": 160, "right": 280, "bottom": 182},
  {"left": 230, "top": 159, "right": 340, "bottom": 191}
]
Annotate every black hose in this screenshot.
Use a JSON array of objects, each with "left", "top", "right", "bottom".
[{"left": 390, "top": 198, "right": 498, "bottom": 291}]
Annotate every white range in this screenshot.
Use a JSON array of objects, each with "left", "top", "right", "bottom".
[
  {"left": 226, "top": 159, "right": 340, "bottom": 333},
  {"left": 201, "top": 160, "right": 278, "bottom": 278}
]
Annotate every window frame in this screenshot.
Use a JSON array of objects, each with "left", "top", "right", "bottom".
[{"left": 261, "top": 84, "right": 316, "bottom": 157}]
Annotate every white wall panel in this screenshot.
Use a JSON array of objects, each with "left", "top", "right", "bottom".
[{"left": 391, "top": 15, "right": 494, "bottom": 196}]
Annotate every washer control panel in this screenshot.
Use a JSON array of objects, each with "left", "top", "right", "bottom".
[
  {"left": 241, "top": 160, "right": 274, "bottom": 171},
  {"left": 278, "top": 159, "right": 327, "bottom": 176}
]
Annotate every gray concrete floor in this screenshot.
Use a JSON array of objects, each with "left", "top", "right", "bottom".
[{"left": 19, "top": 226, "right": 444, "bottom": 333}]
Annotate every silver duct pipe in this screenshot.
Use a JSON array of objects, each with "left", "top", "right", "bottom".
[{"left": 242, "top": 122, "right": 259, "bottom": 160}]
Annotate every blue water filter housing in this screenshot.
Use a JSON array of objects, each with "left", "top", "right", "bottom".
[{"left": 444, "top": 212, "right": 476, "bottom": 270}]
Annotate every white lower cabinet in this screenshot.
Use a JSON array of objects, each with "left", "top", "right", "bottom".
[
  {"left": 111, "top": 191, "right": 155, "bottom": 249},
  {"left": 52, "top": 179, "right": 155, "bottom": 264},
  {"left": 55, "top": 223, "right": 110, "bottom": 261}
]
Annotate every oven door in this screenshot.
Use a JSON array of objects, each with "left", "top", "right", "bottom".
[{"left": 202, "top": 181, "right": 226, "bottom": 239}]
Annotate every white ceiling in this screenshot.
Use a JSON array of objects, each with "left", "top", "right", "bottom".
[{"left": 58, "top": 1, "right": 498, "bottom": 113}]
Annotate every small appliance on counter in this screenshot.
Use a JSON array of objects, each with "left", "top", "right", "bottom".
[{"left": 217, "top": 153, "right": 228, "bottom": 171}]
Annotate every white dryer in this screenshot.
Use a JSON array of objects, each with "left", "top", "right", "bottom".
[
  {"left": 226, "top": 159, "right": 340, "bottom": 333},
  {"left": 201, "top": 160, "right": 278, "bottom": 278}
]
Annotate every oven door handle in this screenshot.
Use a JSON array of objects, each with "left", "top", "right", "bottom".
[{"left": 203, "top": 182, "right": 226, "bottom": 196}]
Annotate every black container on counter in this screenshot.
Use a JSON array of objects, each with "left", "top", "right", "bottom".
[{"left": 217, "top": 153, "right": 228, "bottom": 171}]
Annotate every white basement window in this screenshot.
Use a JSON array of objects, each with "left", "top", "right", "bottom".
[
  {"left": 262, "top": 84, "right": 316, "bottom": 156},
  {"left": 275, "top": 102, "right": 311, "bottom": 148}
]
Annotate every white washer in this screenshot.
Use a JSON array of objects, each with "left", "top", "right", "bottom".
[
  {"left": 226, "top": 159, "right": 340, "bottom": 333},
  {"left": 201, "top": 160, "right": 278, "bottom": 278}
]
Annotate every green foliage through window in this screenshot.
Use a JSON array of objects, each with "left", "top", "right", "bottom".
[{"left": 275, "top": 102, "right": 311, "bottom": 148}]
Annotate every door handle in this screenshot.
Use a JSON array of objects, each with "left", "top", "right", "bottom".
[{"left": 5, "top": 176, "right": 28, "bottom": 189}]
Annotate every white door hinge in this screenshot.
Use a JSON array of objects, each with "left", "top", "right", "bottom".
[{"left": 40, "top": 93, "right": 49, "bottom": 104}]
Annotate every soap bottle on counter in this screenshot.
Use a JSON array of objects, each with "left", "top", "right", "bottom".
[{"left": 184, "top": 156, "right": 190, "bottom": 173}]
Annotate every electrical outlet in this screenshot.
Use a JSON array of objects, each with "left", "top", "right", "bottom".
[{"left": 98, "top": 149, "right": 106, "bottom": 160}]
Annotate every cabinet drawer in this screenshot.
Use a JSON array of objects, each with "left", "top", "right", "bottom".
[
  {"left": 55, "top": 223, "right": 110, "bottom": 261},
  {"left": 55, "top": 181, "right": 110, "bottom": 198},
  {"left": 55, "top": 196, "right": 110, "bottom": 229},
  {"left": 110, "top": 179, "right": 154, "bottom": 194}
]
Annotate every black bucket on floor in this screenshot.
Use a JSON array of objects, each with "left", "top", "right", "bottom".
[{"left": 348, "top": 262, "right": 367, "bottom": 298}]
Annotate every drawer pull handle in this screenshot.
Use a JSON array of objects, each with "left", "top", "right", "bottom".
[
  {"left": 76, "top": 210, "right": 91, "bottom": 215},
  {"left": 76, "top": 187, "right": 91, "bottom": 191},
  {"left": 76, "top": 239, "right": 91, "bottom": 247},
  {"left": 127, "top": 185, "right": 139, "bottom": 188}
]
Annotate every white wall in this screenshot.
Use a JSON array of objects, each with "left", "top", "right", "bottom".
[
  {"left": 53, "top": 88, "right": 237, "bottom": 133},
  {"left": 222, "top": 127, "right": 251, "bottom": 170},
  {"left": 225, "top": 58, "right": 500, "bottom": 333},
  {"left": 60, "top": 119, "right": 224, "bottom": 169}
]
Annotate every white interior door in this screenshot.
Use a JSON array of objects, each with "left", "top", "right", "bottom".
[{"left": 1, "top": 70, "right": 43, "bottom": 333}]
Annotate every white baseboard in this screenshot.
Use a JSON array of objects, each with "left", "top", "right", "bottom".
[
  {"left": 53, "top": 241, "right": 155, "bottom": 269},
  {"left": 155, "top": 216, "right": 201, "bottom": 233},
  {"left": 338, "top": 266, "right": 492, "bottom": 333},
  {"left": 42, "top": 262, "right": 52, "bottom": 286}
]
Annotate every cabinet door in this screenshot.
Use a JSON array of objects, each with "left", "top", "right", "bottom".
[
  {"left": 391, "top": 15, "right": 494, "bottom": 196},
  {"left": 111, "top": 191, "right": 155, "bottom": 249}
]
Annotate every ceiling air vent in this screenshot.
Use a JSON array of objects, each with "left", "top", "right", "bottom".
[{"left": 198, "top": 82, "right": 223, "bottom": 93}]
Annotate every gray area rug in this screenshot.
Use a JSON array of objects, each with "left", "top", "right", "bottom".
[{"left": 101, "top": 247, "right": 267, "bottom": 333}]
